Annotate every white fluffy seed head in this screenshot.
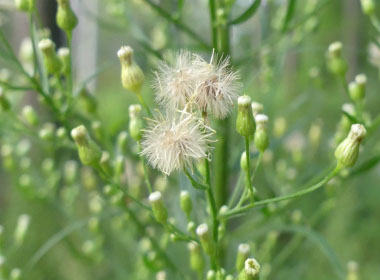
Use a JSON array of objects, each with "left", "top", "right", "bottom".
[
  {"left": 238, "top": 243, "right": 250, "bottom": 255},
  {"left": 245, "top": 258, "right": 260, "bottom": 276},
  {"left": 140, "top": 110, "right": 214, "bottom": 175},
  {"left": 149, "top": 191, "right": 162, "bottom": 203},
  {"left": 193, "top": 52, "right": 241, "bottom": 119},
  {"left": 196, "top": 223, "right": 209, "bottom": 237},
  {"left": 153, "top": 50, "right": 196, "bottom": 111}
]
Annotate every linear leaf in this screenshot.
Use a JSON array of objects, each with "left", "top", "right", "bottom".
[{"left": 229, "top": 0, "right": 261, "bottom": 25}]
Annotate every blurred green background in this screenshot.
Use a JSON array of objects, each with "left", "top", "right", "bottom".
[{"left": 1, "top": 0, "right": 380, "bottom": 279}]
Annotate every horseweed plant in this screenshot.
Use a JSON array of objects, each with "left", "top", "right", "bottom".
[{"left": 1, "top": 0, "right": 380, "bottom": 279}]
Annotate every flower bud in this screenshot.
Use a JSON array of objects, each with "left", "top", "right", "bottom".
[
  {"left": 254, "top": 114, "right": 269, "bottom": 152},
  {"left": 22, "top": 105, "right": 39, "bottom": 126},
  {"left": 327, "top": 42, "right": 347, "bottom": 77},
  {"left": 156, "top": 271, "right": 167, "bottom": 280},
  {"left": 114, "top": 155, "right": 125, "bottom": 176},
  {"left": 129, "top": 104, "right": 143, "bottom": 141},
  {"left": 0, "top": 88, "right": 11, "bottom": 111},
  {"left": 187, "top": 221, "right": 196, "bottom": 235},
  {"left": 58, "top": 47, "right": 70, "bottom": 75},
  {"left": 39, "top": 123, "right": 56, "bottom": 141},
  {"left": 239, "top": 258, "right": 260, "bottom": 280},
  {"left": 236, "top": 243, "right": 251, "bottom": 272},
  {"left": 56, "top": 0, "right": 78, "bottom": 34},
  {"left": 335, "top": 124, "right": 366, "bottom": 167},
  {"left": 117, "top": 131, "right": 128, "bottom": 153},
  {"left": 236, "top": 95, "right": 256, "bottom": 137},
  {"left": 117, "top": 46, "right": 144, "bottom": 93},
  {"left": 71, "top": 125, "right": 102, "bottom": 167},
  {"left": 9, "top": 268, "right": 21, "bottom": 280},
  {"left": 64, "top": 160, "right": 78, "bottom": 184},
  {"left": 196, "top": 223, "right": 214, "bottom": 256},
  {"left": 251, "top": 102, "right": 263, "bottom": 116},
  {"left": 38, "top": 39, "right": 62, "bottom": 74},
  {"left": 349, "top": 74, "right": 367, "bottom": 101},
  {"left": 79, "top": 88, "right": 97, "bottom": 114},
  {"left": 15, "top": 0, "right": 35, "bottom": 12},
  {"left": 180, "top": 191, "right": 193, "bottom": 219},
  {"left": 240, "top": 151, "right": 248, "bottom": 171},
  {"left": 347, "top": 261, "right": 358, "bottom": 280},
  {"left": 100, "top": 151, "right": 113, "bottom": 177},
  {"left": 207, "top": 270, "right": 216, "bottom": 280},
  {"left": 149, "top": 191, "right": 168, "bottom": 224},
  {"left": 14, "top": 214, "right": 30, "bottom": 246},
  {"left": 56, "top": 126, "right": 67, "bottom": 139},
  {"left": 361, "top": 0, "right": 375, "bottom": 16}
]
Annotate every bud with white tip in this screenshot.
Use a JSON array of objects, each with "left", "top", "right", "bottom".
[
  {"left": 251, "top": 102, "right": 264, "bottom": 116},
  {"left": 58, "top": 47, "right": 70, "bottom": 75},
  {"left": 196, "top": 223, "right": 214, "bottom": 256},
  {"left": 128, "top": 104, "right": 143, "bottom": 141},
  {"left": 38, "top": 39, "right": 62, "bottom": 74},
  {"left": 180, "top": 191, "right": 193, "bottom": 219},
  {"left": 335, "top": 124, "right": 366, "bottom": 168},
  {"left": 236, "top": 95, "right": 256, "bottom": 137},
  {"left": 56, "top": 0, "right": 78, "bottom": 35},
  {"left": 327, "top": 41, "right": 347, "bottom": 77},
  {"left": 361, "top": 0, "right": 375, "bottom": 16},
  {"left": 9, "top": 268, "right": 21, "bottom": 280},
  {"left": 207, "top": 270, "right": 216, "bottom": 280},
  {"left": 254, "top": 114, "right": 269, "bottom": 152},
  {"left": 236, "top": 243, "right": 251, "bottom": 272},
  {"left": 71, "top": 125, "right": 102, "bottom": 167},
  {"left": 239, "top": 258, "right": 260, "bottom": 280},
  {"left": 117, "top": 46, "right": 144, "bottom": 94},
  {"left": 347, "top": 261, "right": 358, "bottom": 280},
  {"left": 149, "top": 191, "right": 168, "bottom": 224},
  {"left": 188, "top": 242, "right": 204, "bottom": 275},
  {"left": 349, "top": 74, "right": 367, "bottom": 102},
  {"left": 14, "top": 214, "right": 30, "bottom": 247},
  {"left": 22, "top": 105, "right": 39, "bottom": 126}
]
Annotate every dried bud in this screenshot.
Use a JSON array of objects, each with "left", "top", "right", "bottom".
[
  {"left": 196, "top": 223, "right": 214, "bottom": 256},
  {"left": 71, "top": 125, "right": 102, "bottom": 167},
  {"left": 180, "top": 191, "right": 193, "bottom": 219},
  {"left": 335, "top": 124, "right": 366, "bottom": 167},
  {"left": 236, "top": 95, "right": 256, "bottom": 137},
  {"left": 188, "top": 242, "right": 204, "bottom": 275},
  {"left": 236, "top": 243, "right": 251, "bottom": 272},
  {"left": 38, "top": 39, "right": 62, "bottom": 74},
  {"left": 149, "top": 191, "right": 168, "bottom": 224},
  {"left": 56, "top": 0, "right": 78, "bottom": 34},
  {"left": 254, "top": 114, "right": 269, "bottom": 152},
  {"left": 349, "top": 74, "right": 367, "bottom": 101},
  {"left": 117, "top": 46, "right": 144, "bottom": 93}
]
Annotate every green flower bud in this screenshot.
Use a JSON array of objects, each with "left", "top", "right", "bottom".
[
  {"left": 71, "top": 125, "right": 102, "bottom": 167},
  {"left": 251, "top": 102, "right": 263, "bottom": 116},
  {"left": 236, "top": 243, "right": 251, "bottom": 272},
  {"left": 114, "top": 155, "right": 125, "bottom": 176},
  {"left": 327, "top": 42, "right": 347, "bottom": 77},
  {"left": 100, "top": 151, "right": 113, "bottom": 177},
  {"left": 156, "top": 271, "right": 167, "bottom": 280},
  {"left": 149, "top": 191, "right": 168, "bottom": 224},
  {"left": 9, "top": 268, "right": 21, "bottom": 280},
  {"left": 64, "top": 160, "right": 78, "bottom": 184},
  {"left": 117, "top": 46, "right": 144, "bottom": 93},
  {"left": 239, "top": 258, "right": 260, "bottom": 280},
  {"left": 187, "top": 221, "right": 196, "bottom": 235},
  {"left": 196, "top": 223, "right": 214, "bottom": 256},
  {"left": 236, "top": 95, "right": 256, "bottom": 137},
  {"left": 56, "top": 126, "right": 67, "bottom": 139},
  {"left": 117, "top": 131, "right": 128, "bottom": 153},
  {"left": 347, "top": 261, "right": 358, "bottom": 280},
  {"left": 38, "top": 123, "right": 56, "bottom": 141},
  {"left": 129, "top": 104, "right": 143, "bottom": 141},
  {"left": 38, "top": 39, "right": 62, "bottom": 74},
  {"left": 180, "top": 191, "right": 192, "bottom": 219},
  {"left": 0, "top": 88, "right": 10, "bottom": 111},
  {"left": 225, "top": 276, "right": 234, "bottom": 280},
  {"left": 58, "top": 47, "right": 70, "bottom": 75},
  {"left": 22, "top": 105, "right": 39, "bottom": 126},
  {"left": 361, "top": 0, "right": 375, "bottom": 16},
  {"left": 79, "top": 88, "right": 97, "bottom": 114},
  {"left": 14, "top": 214, "right": 30, "bottom": 247},
  {"left": 91, "top": 121, "right": 102, "bottom": 142},
  {"left": 15, "top": 0, "right": 34, "bottom": 12},
  {"left": 349, "top": 74, "right": 367, "bottom": 101},
  {"left": 207, "top": 270, "right": 216, "bottom": 280},
  {"left": 335, "top": 124, "right": 366, "bottom": 167},
  {"left": 254, "top": 114, "right": 269, "bottom": 152},
  {"left": 56, "top": 0, "right": 78, "bottom": 34}
]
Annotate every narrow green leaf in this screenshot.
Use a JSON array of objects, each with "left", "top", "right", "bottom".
[
  {"left": 282, "top": 0, "right": 297, "bottom": 33},
  {"left": 228, "top": 0, "right": 261, "bottom": 25}
]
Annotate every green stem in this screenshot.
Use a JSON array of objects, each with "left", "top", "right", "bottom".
[
  {"left": 222, "top": 164, "right": 342, "bottom": 218},
  {"left": 136, "top": 92, "right": 153, "bottom": 117},
  {"left": 138, "top": 143, "right": 153, "bottom": 193},
  {"left": 184, "top": 169, "right": 208, "bottom": 190},
  {"left": 244, "top": 136, "right": 255, "bottom": 201}
]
